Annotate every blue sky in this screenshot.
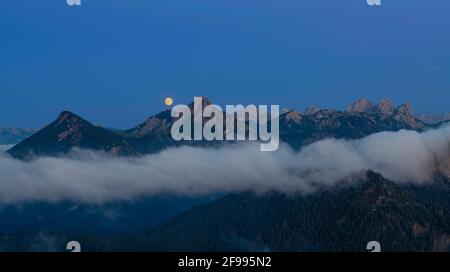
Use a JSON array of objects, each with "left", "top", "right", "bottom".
[{"left": 0, "top": 0, "right": 449, "bottom": 128}]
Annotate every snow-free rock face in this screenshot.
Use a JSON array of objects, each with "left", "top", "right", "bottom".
[
  {"left": 127, "top": 96, "right": 213, "bottom": 138},
  {"left": 347, "top": 98, "right": 374, "bottom": 113},
  {"left": 283, "top": 110, "right": 302, "bottom": 124},
  {"left": 126, "top": 110, "right": 173, "bottom": 138},
  {"left": 391, "top": 102, "right": 425, "bottom": 129},
  {"left": 347, "top": 98, "right": 394, "bottom": 115},
  {"left": 8, "top": 98, "right": 433, "bottom": 159},
  {"left": 377, "top": 98, "right": 394, "bottom": 115},
  {"left": 344, "top": 98, "right": 426, "bottom": 130}
]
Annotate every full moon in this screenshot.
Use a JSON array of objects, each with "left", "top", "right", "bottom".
[{"left": 164, "top": 97, "right": 174, "bottom": 106}]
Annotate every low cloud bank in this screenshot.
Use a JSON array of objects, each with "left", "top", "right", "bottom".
[{"left": 0, "top": 127, "right": 449, "bottom": 204}]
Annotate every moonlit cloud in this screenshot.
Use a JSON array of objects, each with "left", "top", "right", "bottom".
[{"left": 0, "top": 126, "right": 449, "bottom": 204}]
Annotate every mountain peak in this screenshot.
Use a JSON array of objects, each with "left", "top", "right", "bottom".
[
  {"left": 304, "top": 106, "right": 320, "bottom": 115},
  {"left": 392, "top": 102, "right": 418, "bottom": 127},
  {"left": 347, "top": 98, "right": 374, "bottom": 113},
  {"left": 284, "top": 110, "right": 302, "bottom": 124},
  {"left": 8, "top": 110, "right": 139, "bottom": 159},
  {"left": 396, "top": 102, "right": 414, "bottom": 115},
  {"left": 377, "top": 98, "right": 394, "bottom": 115},
  {"left": 57, "top": 110, "right": 78, "bottom": 118},
  {"left": 360, "top": 170, "right": 403, "bottom": 204},
  {"left": 347, "top": 98, "right": 396, "bottom": 116},
  {"left": 126, "top": 97, "right": 213, "bottom": 138},
  {"left": 56, "top": 111, "right": 88, "bottom": 125},
  {"left": 128, "top": 111, "right": 173, "bottom": 137}
]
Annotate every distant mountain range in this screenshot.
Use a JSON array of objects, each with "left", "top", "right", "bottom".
[
  {"left": 0, "top": 128, "right": 37, "bottom": 145},
  {"left": 6, "top": 97, "right": 437, "bottom": 159},
  {"left": 418, "top": 113, "right": 450, "bottom": 125}
]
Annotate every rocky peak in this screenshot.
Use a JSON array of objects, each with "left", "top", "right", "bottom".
[
  {"left": 130, "top": 111, "right": 172, "bottom": 137},
  {"left": 283, "top": 110, "right": 302, "bottom": 124},
  {"left": 53, "top": 111, "right": 95, "bottom": 143},
  {"left": 389, "top": 102, "right": 428, "bottom": 129},
  {"left": 347, "top": 98, "right": 374, "bottom": 113},
  {"left": 304, "top": 106, "right": 320, "bottom": 115},
  {"left": 376, "top": 98, "right": 394, "bottom": 115},
  {"left": 56, "top": 111, "right": 90, "bottom": 128},
  {"left": 128, "top": 97, "right": 214, "bottom": 137},
  {"left": 396, "top": 102, "right": 414, "bottom": 115},
  {"left": 392, "top": 102, "right": 416, "bottom": 125},
  {"left": 347, "top": 98, "right": 398, "bottom": 116}
]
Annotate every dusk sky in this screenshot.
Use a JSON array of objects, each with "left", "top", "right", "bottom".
[{"left": 0, "top": 0, "right": 449, "bottom": 128}]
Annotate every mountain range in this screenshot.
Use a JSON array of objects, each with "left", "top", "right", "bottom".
[
  {"left": 0, "top": 128, "right": 37, "bottom": 145},
  {"left": 6, "top": 97, "right": 434, "bottom": 159}
]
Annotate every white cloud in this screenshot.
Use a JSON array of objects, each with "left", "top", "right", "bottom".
[{"left": 0, "top": 126, "right": 449, "bottom": 204}]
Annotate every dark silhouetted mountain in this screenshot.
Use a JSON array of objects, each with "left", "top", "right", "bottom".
[
  {"left": 7, "top": 111, "right": 140, "bottom": 159},
  {"left": 346, "top": 98, "right": 403, "bottom": 117},
  {"left": 87, "top": 171, "right": 450, "bottom": 252},
  {"left": 1, "top": 172, "right": 449, "bottom": 252},
  {"left": 376, "top": 98, "right": 394, "bottom": 115},
  {"left": 0, "top": 128, "right": 37, "bottom": 145}
]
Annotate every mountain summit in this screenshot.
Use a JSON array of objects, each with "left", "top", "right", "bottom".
[
  {"left": 346, "top": 98, "right": 374, "bottom": 113},
  {"left": 347, "top": 98, "right": 395, "bottom": 115},
  {"left": 7, "top": 111, "right": 139, "bottom": 159},
  {"left": 345, "top": 98, "right": 424, "bottom": 129}
]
